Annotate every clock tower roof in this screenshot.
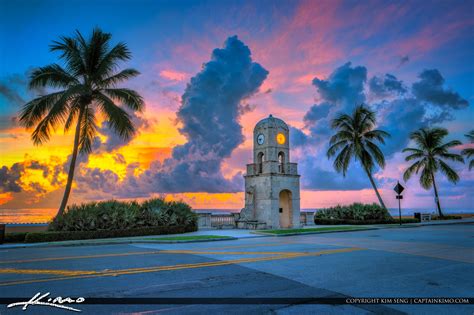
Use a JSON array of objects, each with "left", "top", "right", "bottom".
[{"left": 254, "top": 114, "right": 288, "bottom": 131}]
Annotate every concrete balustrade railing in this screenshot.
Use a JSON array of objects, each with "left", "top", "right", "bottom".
[{"left": 197, "top": 211, "right": 315, "bottom": 229}]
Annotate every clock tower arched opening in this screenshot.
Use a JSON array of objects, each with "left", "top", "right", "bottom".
[
  {"left": 279, "top": 189, "right": 293, "bottom": 228},
  {"left": 257, "top": 152, "right": 264, "bottom": 174}
]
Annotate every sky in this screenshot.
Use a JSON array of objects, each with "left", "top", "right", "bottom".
[{"left": 0, "top": 0, "right": 473, "bottom": 215}]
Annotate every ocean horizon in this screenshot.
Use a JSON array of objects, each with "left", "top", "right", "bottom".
[{"left": 1, "top": 208, "right": 473, "bottom": 224}]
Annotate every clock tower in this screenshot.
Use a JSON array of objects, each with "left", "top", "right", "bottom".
[{"left": 238, "top": 115, "right": 301, "bottom": 229}]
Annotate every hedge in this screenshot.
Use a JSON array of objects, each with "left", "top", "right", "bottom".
[
  {"left": 24, "top": 225, "right": 196, "bottom": 243},
  {"left": 314, "top": 218, "right": 420, "bottom": 225},
  {"left": 315, "top": 203, "right": 392, "bottom": 221},
  {"left": 4, "top": 232, "right": 28, "bottom": 243},
  {"left": 49, "top": 198, "right": 197, "bottom": 232},
  {"left": 431, "top": 215, "right": 462, "bottom": 220}
]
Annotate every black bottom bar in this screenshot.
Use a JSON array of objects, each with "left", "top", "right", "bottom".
[{"left": 2, "top": 297, "right": 473, "bottom": 305}]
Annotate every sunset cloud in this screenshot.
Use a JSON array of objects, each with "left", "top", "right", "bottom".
[{"left": 159, "top": 69, "right": 188, "bottom": 82}]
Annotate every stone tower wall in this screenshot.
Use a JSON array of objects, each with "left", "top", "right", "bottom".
[{"left": 241, "top": 115, "right": 301, "bottom": 229}]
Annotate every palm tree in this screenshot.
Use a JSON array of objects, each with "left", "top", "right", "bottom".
[
  {"left": 461, "top": 130, "right": 474, "bottom": 170},
  {"left": 19, "top": 28, "right": 144, "bottom": 217},
  {"left": 402, "top": 127, "right": 464, "bottom": 217},
  {"left": 327, "top": 104, "right": 390, "bottom": 209}
]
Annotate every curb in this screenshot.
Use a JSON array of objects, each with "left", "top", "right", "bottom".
[
  {"left": 251, "top": 227, "right": 379, "bottom": 237},
  {"left": 374, "top": 224, "right": 420, "bottom": 229},
  {"left": 418, "top": 220, "right": 473, "bottom": 226},
  {"left": 133, "top": 237, "right": 237, "bottom": 244}
]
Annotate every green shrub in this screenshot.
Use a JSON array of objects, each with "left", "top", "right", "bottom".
[
  {"left": 4, "top": 232, "right": 28, "bottom": 243},
  {"left": 48, "top": 198, "right": 197, "bottom": 232},
  {"left": 315, "top": 203, "right": 392, "bottom": 221},
  {"left": 431, "top": 215, "right": 462, "bottom": 220},
  {"left": 25, "top": 225, "right": 195, "bottom": 243},
  {"left": 314, "top": 218, "right": 420, "bottom": 225}
]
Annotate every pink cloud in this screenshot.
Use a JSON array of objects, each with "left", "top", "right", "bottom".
[{"left": 159, "top": 69, "right": 188, "bottom": 81}]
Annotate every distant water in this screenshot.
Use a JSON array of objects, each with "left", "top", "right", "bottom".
[
  {"left": 0, "top": 208, "right": 57, "bottom": 224},
  {"left": 195, "top": 208, "right": 474, "bottom": 217},
  {"left": 1, "top": 208, "right": 473, "bottom": 224}
]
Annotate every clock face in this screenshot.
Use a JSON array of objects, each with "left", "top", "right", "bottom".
[
  {"left": 257, "top": 134, "right": 265, "bottom": 145},
  {"left": 276, "top": 133, "right": 286, "bottom": 145}
]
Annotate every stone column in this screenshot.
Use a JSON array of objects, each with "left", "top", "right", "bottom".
[{"left": 305, "top": 212, "right": 315, "bottom": 226}]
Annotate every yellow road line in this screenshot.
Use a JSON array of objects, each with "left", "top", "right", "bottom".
[
  {"left": 0, "top": 250, "right": 163, "bottom": 264},
  {"left": 0, "top": 247, "right": 363, "bottom": 287},
  {"left": 157, "top": 250, "right": 307, "bottom": 255},
  {"left": 0, "top": 242, "right": 299, "bottom": 265},
  {"left": 198, "top": 241, "right": 297, "bottom": 250},
  {"left": 0, "top": 268, "right": 99, "bottom": 276}
]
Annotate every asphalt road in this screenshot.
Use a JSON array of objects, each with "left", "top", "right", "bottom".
[{"left": 0, "top": 224, "right": 473, "bottom": 314}]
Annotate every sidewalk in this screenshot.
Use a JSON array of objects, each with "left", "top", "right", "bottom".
[{"left": 1, "top": 218, "right": 472, "bottom": 250}]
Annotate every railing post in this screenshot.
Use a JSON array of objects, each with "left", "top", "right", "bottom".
[
  {"left": 198, "top": 213, "right": 212, "bottom": 229},
  {"left": 305, "top": 212, "right": 315, "bottom": 226}
]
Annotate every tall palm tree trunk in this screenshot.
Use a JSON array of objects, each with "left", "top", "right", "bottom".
[
  {"left": 364, "top": 167, "right": 387, "bottom": 209},
  {"left": 431, "top": 172, "right": 444, "bottom": 217},
  {"left": 57, "top": 107, "right": 84, "bottom": 216}
]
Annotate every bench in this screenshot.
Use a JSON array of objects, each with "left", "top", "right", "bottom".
[{"left": 421, "top": 213, "right": 432, "bottom": 222}]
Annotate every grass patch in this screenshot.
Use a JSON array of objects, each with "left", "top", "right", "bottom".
[
  {"left": 143, "top": 235, "right": 233, "bottom": 241},
  {"left": 23, "top": 226, "right": 194, "bottom": 243},
  {"left": 258, "top": 226, "right": 369, "bottom": 235}
]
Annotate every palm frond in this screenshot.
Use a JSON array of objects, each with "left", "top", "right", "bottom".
[
  {"left": 465, "top": 130, "right": 474, "bottom": 142},
  {"left": 402, "top": 147, "right": 424, "bottom": 154},
  {"left": 30, "top": 85, "right": 84, "bottom": 145},
  {"left": 333, "top": 144, "right": 353, "bottom": 176},
  {"left": 404, "top": 152, "right": 425, "bottom": 161},
  {"left": 94, "top": 42, "right": 132, "bottom": 80},
  {"left": 87, "top": 28, "right": 112, "bottom": 76},
  {"left": 419, "top": 167, "right": 433, "bottom": 189},
  {"left": 437, "top": 140, "right": 462, "bottom": 150},
  {"left": 438, "top": 152, "right": 464, "bottom": 163},
  {"left": 29, "top": 64, "right": 79, "bottom": 89},
  {"left": 331, "top": 114, "right": 353, "bottom": 130},
  {"left": 461, "top": 147, "right": 474, "bottom": 158},
  {"left": 50, "top": 35, "right": 86, "bottom": 76},
  {"left": 78, "top": 106, "right": 98, "bottom": 154},
  {"left": 19, "top": 91, "right": 66, "bottom": 128},
  {"left": 403, "top": 160, "right": 423, "bottom": 182},
  {"left": 409, "top": 129, "right": 428, "bottom": 150},
  {"left": 463, "top": 130, "right": 474, "bottom": 170},
  {"left": 438, "top": 160, "right": 460, "bottom": 183},
  {"left": 64, "top": 100, "right": 81, "bottom": 133},
  {"left": 365, "top": 140, "right": 385, "bottom": 168},
  {"left": 327, "top": 140, "right": 349, "bottom": 158},
  {"left": 95, "top": 92, "right": 135, "bottom": 140},
  {"left": 103, "top": 88, "right": 144, "bottom": 112},
  {"left": 98, "top": 69, "right": 140, "bottom": 88},
  {"left": 357, "top": 106, "right": 376, "bottom": 133},
  {"left": 427, "top": 127, "right": 449, "bottom": 148},
  {"left": 363, "top": 129, "right": 390, "bottom": 143},
  {"left": 329, "top": 130, "right": 353, "bottom": 145}
]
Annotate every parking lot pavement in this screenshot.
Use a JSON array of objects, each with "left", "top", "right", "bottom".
[{"left": 0, "top": 224, "right": 473, "bottom": 314}]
